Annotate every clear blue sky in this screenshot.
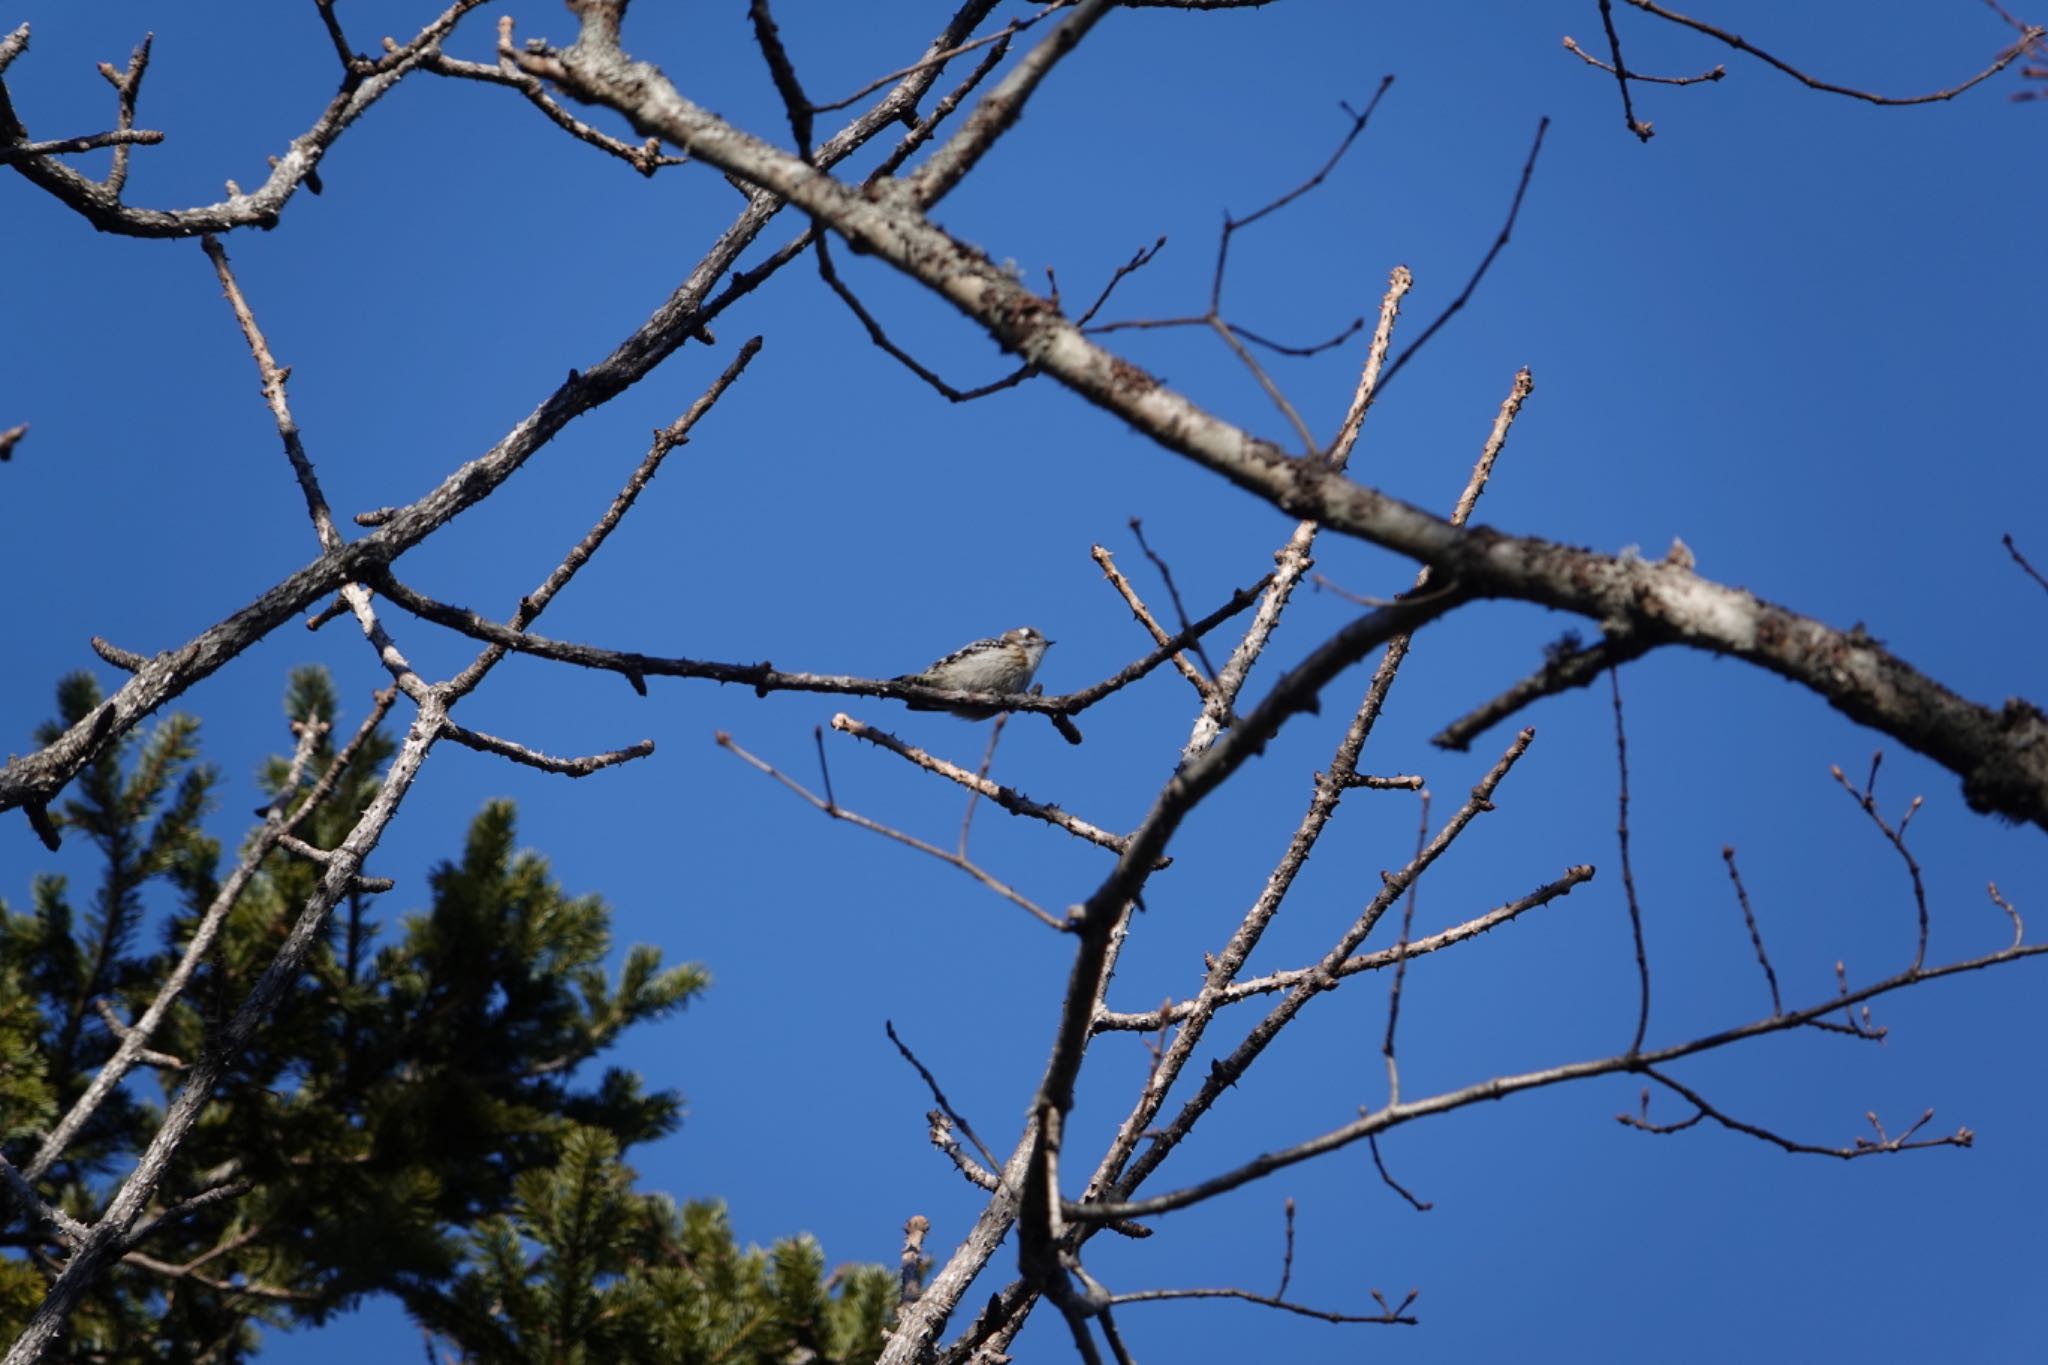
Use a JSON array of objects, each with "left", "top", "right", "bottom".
[{"left": 5, "top": 2, "right": 2046, "bottom": 1360}]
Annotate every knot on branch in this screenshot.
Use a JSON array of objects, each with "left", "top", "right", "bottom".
[{"left": 1963, "top": 698, "right": 2048, "bottom": 825}]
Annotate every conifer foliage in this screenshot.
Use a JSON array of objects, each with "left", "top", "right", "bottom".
[{"left": 0, "top": 670, "right": 885, "bottom": 1361}]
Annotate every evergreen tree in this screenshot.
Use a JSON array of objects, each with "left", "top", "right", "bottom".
[
  {"left": 413, "top": 1127, "right": 895, "bottom": 1365},
  {"left": 1, "top": 670, "right": 885, "bottom": 1360}
]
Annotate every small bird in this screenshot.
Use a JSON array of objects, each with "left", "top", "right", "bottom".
[{"left": 896, "top": 627, "right": 1054, "bottom": 719}]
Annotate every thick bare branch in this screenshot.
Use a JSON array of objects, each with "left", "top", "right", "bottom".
[{"left": 494, "top": 63, "right": 2044, "bottom": 822}]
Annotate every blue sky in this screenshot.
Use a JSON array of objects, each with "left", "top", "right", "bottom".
[{"left": 4, "top": 1, "right": 2046, "bottom": 1360}]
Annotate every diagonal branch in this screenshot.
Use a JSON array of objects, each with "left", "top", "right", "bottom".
[
  {"left": 717, "top": 730, "right": 1065, "bottom": 930},
  {"left": 498, "top": 58, "right": 2047, "bottom": 823},
  {"left": 1068, "top": 935, "right": 2047, "bottom": 1224},
  {"left": 830, "top": 714, "right": 1159, "bottom": 863}
]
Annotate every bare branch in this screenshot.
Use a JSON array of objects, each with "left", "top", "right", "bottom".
[
  {"left": 1378, "top": 120, "right": 1549, "bottom": 393},
  {"left": 1091, "top": 545, "right": 1209, "bottom": 699},
  {"left": 1368, "top": 1135, "right": 1433, "bottom": 1213},
  {"left": 716, "top": 730, "right": 1066, "bottom": 930},
  {"left": 1721, "top": 847, "right": 1783, "bottom": 1016},
  {"left": 1210, "top": 80, "right": 1396, "bottom": 313},
  {"left": 0, "top": 5, "right": 489, "bottom": 236},
  {"left": 201, "top": 234, "right": 340, "bottom": 551},
  {"left": 1594, "top": 0, "right": 1657, "bottom": 140},
  {"left": 1562, "top": 32, "right": 1724, "bottom": 86},
  {"left": 1093, "top": 866, "right": 1596, "bottom": 1032},
  {"left": 1433, "top": 628, "right": 1653, "bottom": 750},
  {"left": 888, "top": 1021, "right": 1000, "bottom": 1173},
  {"left": 831, "top": 714, "right": 1157, "bottom": 864},
  {"left": 1106, "top": 1284, "right": 1415, "bottom": 1326},
  {"left": 1623, "top": 1068, "right": 1974, "bottom": 1158},
  {"left": 1069, "top": 936, "right": 2047, "bottom": 1224},
  {"left": 89, "top": 636, "right": 147, "bottom": 672},
  {"left": 1180, "top": 265, "right": 1414, "bottom": 759},
  {"left": 1831, "top": 753, "right": 1931, "bottom": 972},
  {"left": 426, "top": 41, "right": 685, "bottom": 175},
  {"left": 957, "top": 713, "right": 1006, "bottom": 857},
  {"left": 1108, "top": 729, "right": 1534, "bottom": 1200},
  {"left": 0, "top": 1153, "right": 85, "bottom": 1247},
  {"left": 1625, "top": 0, "right": 2042, "bottom": 106},
  {"left": 521, "top": 1, "right": 2048, "bottom": 830},
  {"left": 1611, "top": 671, "right": 1652, "bottom": 1055},
  {"left": 446, "top": 335, "right": 763, "bottom": 702},
  {"left": 373, "top": 572, "right": 1270, "bottom": 722},
  {"left": 440, "top": 722, "right": 654, "bottom": 777},
  {"left": 748, "top": 0, "right": 815, "bottom": 159},
  {"left": 901, "top": 0, "right": 1115, "bottom": 208},
  {"left": 1988, "top": 881, "right": 2026, "bottom": 949},
  {"left": 0, "top": 127, "right": 162, "bottom": 162},
  {"left": 0, "top": 11, "right": 988, "bottom": 822},
  {"left": 2003, "top": 533, "right": 2048, "bottom": 597}
]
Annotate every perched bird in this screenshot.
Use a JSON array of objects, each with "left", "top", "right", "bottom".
[{"left": 896, "top": 627, "right": 1054, "bottom": 719}]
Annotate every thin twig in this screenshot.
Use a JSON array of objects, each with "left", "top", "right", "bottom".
[
  {"left": 201, "top": 234, "right": 339, "bottom": 551},
  {"left": 2002, "top": 533, "right": 2048, "bottom": 597},
  {"left": 1128, "top": 518, "right": 1219, "bottom": 685},
  {"left": 1381, "top": 789, "right": 1432, "bottom": 1106},
  {"left": 1210, "top": 80, "right": 1396, "bottom": 312},
  {"left": 1367, "top": 1134, "right": 1433, "bottom": 1212},
  {"left": 1988, "top": 882, "right": 2025, "bottom": 950},
  {"left": 1106, "top": 1285, "right": 1416, "bottom": 1326},
  {"left": 1208, "top": 313, "right": 1321, "bottom": 455},
  {"left": 959, "top": 714, "right": 1006, "bottom": 856},
  {"left": 0, "top": 127, "right": 163, "bottom": 161},
  {"left": 1611, "top": 670, "right": 1652, "bottom": 1054},
  {"left": 1624, "top": 1068, "right": 1973, "bottom": 1157},
  {"left": 96, "top": 32, "right": 151, "bottom": 195},
  {"left": 1432, "top": 629, "right": 1653, "bottom": 751},
  {"left": 1720, "top": 846, "right": 1782, "bottom": 1015},
  {"left": 1562, "top": 33, "right": 1724, "bottom": 85},
  {"left": 1626, "top": 0, "right": 2042, "bottom": 105},
  {"left": 444, "top": 337, "right": 763, "bottom": 702},
  {"left": 717, "top": 731, "right": 1065, "bottom": 930},
  {"left": 1378, "top": 120, "right": 1548, "bottom": 394},
  {"left": 1092, "top": 867, "right": 1596, "bottom": 1032},
  {"left": 440, "top": 722, "right": 653, "bottom": 777},
  {"left": 1274, "top": 1198, "right": 1295, "bottom": 1299},
  {"left": 1595, "top": 0, "right": 1657, "bottom": 139},
  {"left": 807, "top": 1, "right": 1067, "bottom": 113},
  {"left": 814, "top": 231, "right": 1039, "bottom": 402},
  {"left": 832, "top": 714, "right": 1155, "bottom": 863},
  {"left": 1092, "top": 544, "right": 1209, "bottom": 698},
  {"left": 1830, "top": 754, "right": 1930, "bottom": 972},
  {"left": 426, "top": 43, "right": 685, "bottom": 175},
  {"left": 887, "top": 1021, "right": 1001, "bottom": 1172}
]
